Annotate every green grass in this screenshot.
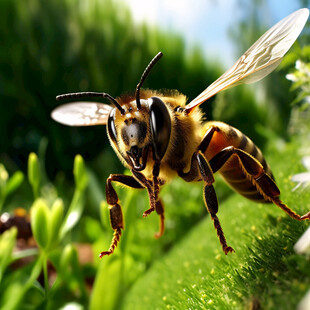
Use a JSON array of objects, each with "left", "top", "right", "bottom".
[{"left": 117, "top": 141, "right": 310, "bottom": 310}]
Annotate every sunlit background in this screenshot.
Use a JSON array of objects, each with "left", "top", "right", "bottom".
[
  {"left": 0, "top": 0, "right": 309, "bottom": 309},
  {"left": 124, "top": 0, "right": 304, "bottom": 65},
  {"left": 0, "top": 0, "right": 308, "bottom": 178}
]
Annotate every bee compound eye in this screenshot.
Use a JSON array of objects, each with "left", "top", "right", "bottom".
[
  {"left": 107, "top": 109, "right": 117, "bottom": 143},
  {"left": 149, "top": 97, "right": 171, "bottom": 161}
]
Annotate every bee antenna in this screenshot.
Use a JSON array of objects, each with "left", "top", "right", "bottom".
[
  {"left": 56, "top": 92, "right": 125, "bottom": 114},
  {"left": 135, "top": 52, "right": 163, "bottom": 110}
]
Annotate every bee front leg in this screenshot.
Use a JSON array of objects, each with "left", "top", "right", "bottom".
[
  {"left": 99, "top": 174, "right": 144, "bottom": 258},
  {"left": 179, "top": 151, "right": 234, "bottom": 254}
]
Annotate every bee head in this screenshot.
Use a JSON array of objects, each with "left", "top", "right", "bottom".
[
  {"left": 107, "top": 52, "right": 171, "bottom": 171},
  {"left": 107, "top": 96, "right": 171, "bottom": 171},
  {"left": 55, "top": 52, "right": 168, "bottom": 172}
]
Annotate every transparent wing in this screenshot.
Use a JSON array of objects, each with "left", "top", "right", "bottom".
[
  {"left": 51, "top": 102, "right": 113, "bottom": 126},
  {"left": 185, "top": 8, "right": 309, "bottom": 113}
]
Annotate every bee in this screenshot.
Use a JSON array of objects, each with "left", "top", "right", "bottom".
[{"left": 52, "top": 9, "right": 310, "bottom": 257}]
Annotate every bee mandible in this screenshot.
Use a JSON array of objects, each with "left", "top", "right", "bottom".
[{"left": 52, "top": 8, "right": 310, "bottom": 257}]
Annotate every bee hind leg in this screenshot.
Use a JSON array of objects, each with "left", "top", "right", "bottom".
[{"left": 210, "top": 146, "right": 309, "bottom": 221}]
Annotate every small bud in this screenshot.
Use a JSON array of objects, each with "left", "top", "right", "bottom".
[
  {"left": 0, "top": 227, "right": 18, "bottom": 283},
  {"left": 6, "top": 171, "right": 24, "bottom": 196},
  {"left": 60, "top": 244, "right": 78, "bottom": 275},
  {"left": 31, "top": 199, "right": 49, "bottom": 250},
  {"left": 0, "top": 164, "right": 8, "bottom": 182},
  {"left": 73, "top": 155, "right": 88, "bottom": 191},
  {"left": 48, "top": 199, "right": 64, "bottom": 248},
  {"left": 28, "top": 153, "right": 40, "bottom": 198}
]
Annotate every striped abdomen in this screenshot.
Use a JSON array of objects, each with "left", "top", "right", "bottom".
[{"left": 204, "top": 121, "right": 274, "bottom": 203}]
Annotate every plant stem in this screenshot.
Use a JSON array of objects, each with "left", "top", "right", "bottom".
[{"left": 42, "top": 253, "right": 49, "bottom": 297}]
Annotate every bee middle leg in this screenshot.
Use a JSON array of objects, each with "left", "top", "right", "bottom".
[
  {"left": 179, "top": 150, "right": 234, "bottom": 255},
  {"left": 131, "top": 166, "right": 166, "bottom": 238},
  {"left": 132, "top": 162, "right": 161, "bottom": 217}
]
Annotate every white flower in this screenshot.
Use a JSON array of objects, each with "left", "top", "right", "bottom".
[
  {"left": 296, "top": 59, "right": 302, "bottom": 71},
  {"left": 294, "top": 226, "right": 310, "bottom": 255},
  {"left": 305, "top": 96, "right": 310, "bottom": 104},
  {"left": 285, "top": 73, "right": 297, "bottom": 82},
  {"left": 291, "top": 156, "right": 310, "bottom": 191},
  {"left": 298, "top": 289, "right": 310, "bottom": 310}
]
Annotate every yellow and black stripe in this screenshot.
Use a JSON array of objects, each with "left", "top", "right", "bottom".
[{"left": 205, "top": 122, "right": 275, "bottom": 203}]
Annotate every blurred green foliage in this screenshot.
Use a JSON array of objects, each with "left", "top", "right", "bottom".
[
  {"left": 0, "top": 164, "right": 24, "bottom": 212},
  {"left": 0, "top": 149, "right": 208, "bottom": 309},
  {"left": 0, "top": 153, "right": 89, "bottom": 310},
  {"left": 0, "top": 0, "right": 220, "bottom": 179}
]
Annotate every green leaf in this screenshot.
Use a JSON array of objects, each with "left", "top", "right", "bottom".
[
  {"left": 60, "top": 190, "right": 84, "bottom": 239},
  {"left": 57, "top": 153, "right": 89, "bottom": 239},
  {"left": 60, "top": 244, "right": 76, "bottom": 272},
  {"left": 74, "top": 154, "right": 88, "bottom": 192},
  {"left": 31, "top": 199, "right": 49, "bottom": 250},
  {"left": 6, "top": 171, "right": 24, "bottom": 196},
  {"left": 89, "top": 257, "right": 123, "bottom": 310},
  {"left": 48, "top": 198, "right": 64, "bottom": 248},
  {"left": 0, "top": 227, "right": 17, "bottom": 284},
  {"left": 0, "top": 164, "right": 9, "bottom": 211},
  {"left": 58, "top": 155, "right": 88, "bottom": 239},
  {"left": 0, "top": 256, "right": 44, "bottom": 310},
  {"left": 100, "top": 201, "right": 110, "bottom": 230},
  {"left": 0, "top": 164, "right": 8, "bottom": 186},
  {"left": 59, "top": 244, "right": 88, "bottom": 300}
]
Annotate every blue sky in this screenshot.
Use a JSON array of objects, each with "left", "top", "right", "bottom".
[{"left": 122, "top": 0, "right": 307, "bottom": 66}]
